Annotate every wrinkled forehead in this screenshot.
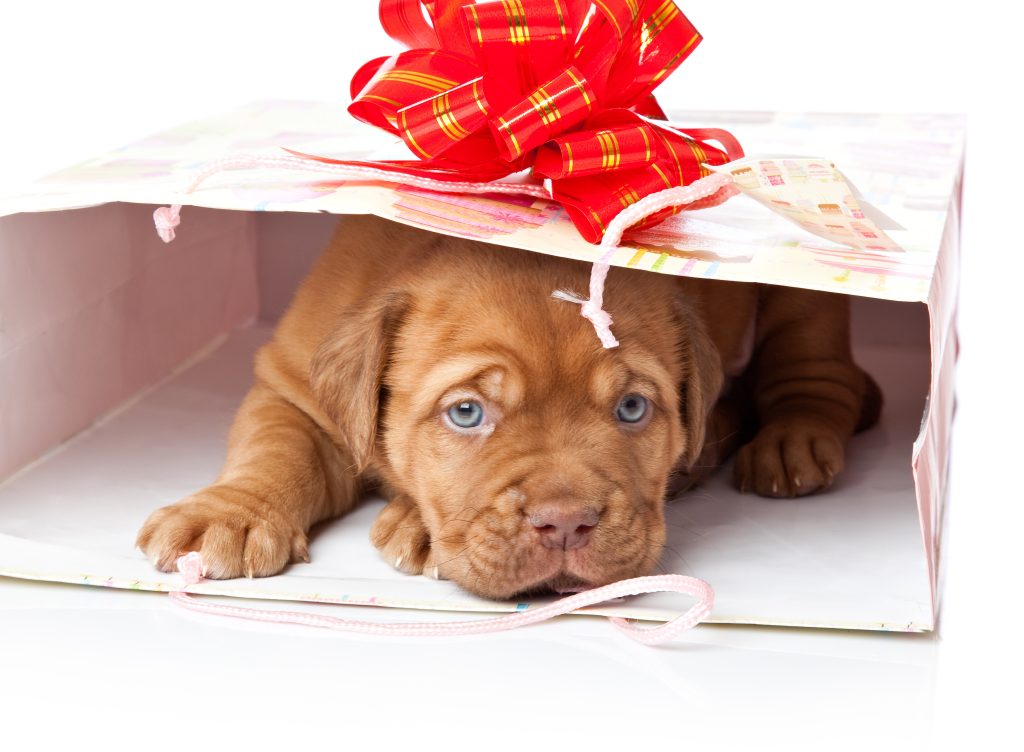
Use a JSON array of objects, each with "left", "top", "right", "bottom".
[{"left": 390, "top": 311, "right": 678, "bottom": 417}]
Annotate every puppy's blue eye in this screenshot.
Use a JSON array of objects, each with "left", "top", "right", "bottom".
[
  {"left": 616, "top": 394, "right": 649, "bottom": 424},
  {"left": 447, "top": 400, "right": 485, "bottom": 429}
]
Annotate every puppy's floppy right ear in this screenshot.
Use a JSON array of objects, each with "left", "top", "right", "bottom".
[
  {"left": 310, "top": 292, "right": 409, "bottom": 471},
  {"left": 674, "top": 295, "right": 724, "bottom": 470}
]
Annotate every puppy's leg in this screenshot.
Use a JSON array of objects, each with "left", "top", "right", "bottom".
[
  {"left": 370, "top": 494, "right": 432, "bottom": 575},
  {"left": 137, "top": 383, "right": 359, "bottom": 578},
  {"left": 734, "top": 286, "right": 869, "bottom": 498}
]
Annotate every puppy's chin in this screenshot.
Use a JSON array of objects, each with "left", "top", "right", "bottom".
[
  {"left": 497, "top": 567, "right": 634, "bottom": 599},
  {"left": 488, "top": 574, "right": 591, "bottom": 599},
  {"left": 450, "top": 540, "right": 659, "bottom": 602},
  {"left": 538, "top": 574, "right": 592, "bottom": 596}
]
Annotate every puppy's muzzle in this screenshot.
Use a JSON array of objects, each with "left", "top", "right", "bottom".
[{"left": 527, "top": 503, "right": 600, "bottom": 551}]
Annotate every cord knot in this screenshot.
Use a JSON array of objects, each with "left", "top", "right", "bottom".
[
  {"left": 580, "top": 299, "right": 619, "bottom": 348},
  {"left": 176, "top": 551, "right": 204, "bottom": 585},
  {"left": 153, "top": 205, "right": 182, "bottom": 243}
]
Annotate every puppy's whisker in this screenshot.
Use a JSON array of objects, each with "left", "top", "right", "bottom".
[
  {"left": 663, "top": 521, "right": 706, "bottom": 537},
  {"left": 671, "top": 487, "right": 717, "bottom": 503},
  {"left": 437, "top": 504, "right": 486, "bottom": 531},
  {"left": 432, "top": 536, "right": 482, "bottom": 569},
  {"left": 656, "top": 542, "right": 695, "bottom": 575},
  {"left": 704, "top": 429, "right": 741, "bottom": 449}
]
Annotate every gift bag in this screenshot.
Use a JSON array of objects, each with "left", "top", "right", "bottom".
[{"left": 0, "top": 97, "right": 962, "bottom": 631}]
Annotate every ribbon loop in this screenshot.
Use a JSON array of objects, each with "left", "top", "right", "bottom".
[
  {"left": 463, "top": 0, "right": 576, "bottom": 97},
  {"left": 398, "top": 77, "right": 493, "bottom": 158},
  {"left": 535, "top": 123, "right": 655, "bottom": 179},
  {"left": 605, "top": 0, "right": 702, "bottom": 107},
  {"left": 349, "top": 49, "right": 481, "bottom": 133},
  {"left": 493, "top": 66, "right": 595, "bottom": 159},
  {"left": 379, "top": 0, "right": 440, "bottom": 48}
]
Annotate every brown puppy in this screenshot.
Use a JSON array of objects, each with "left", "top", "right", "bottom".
[{"left": 137, "top": 215, "right": 877, "bottom": 598}]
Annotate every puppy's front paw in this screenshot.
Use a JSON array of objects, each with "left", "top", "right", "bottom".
[
  {"left": 371, "top": 495, "right": 433, "bottom": 576},
  {"left": 733, "top": 420, "right": 844, "bottom": 498},
  {"left": 136, "top": 486, "right": 308, "bottom": 579}
]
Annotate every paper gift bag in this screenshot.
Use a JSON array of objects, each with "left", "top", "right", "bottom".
[{"left": 0, "top": 101, "right": 963, "bottom": 631}]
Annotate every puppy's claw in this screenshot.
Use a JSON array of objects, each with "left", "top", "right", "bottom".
[
  {"left": 292, "top": 535, "right": 311, "bottom": 563},
  {"left": 371, "top": 495, "right": 432, "bottom": 577}
]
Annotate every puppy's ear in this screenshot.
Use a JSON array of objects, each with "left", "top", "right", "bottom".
[
  {"left": 310, "top": 292, "right": 409, "bottom": 471},
  {"left": 675, "top": 296, "right": 724, "bottom": 470}
]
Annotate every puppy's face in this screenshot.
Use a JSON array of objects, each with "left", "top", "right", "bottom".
[{"left": 313, "top": 244, "right": 720, "bottom": 599}]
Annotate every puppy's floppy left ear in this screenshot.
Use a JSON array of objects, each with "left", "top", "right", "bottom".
[
  {"left": 310, "top": 291, "right": 409, "bottom": 472},
  {"left": 674, "top": 295, "right": 724, "bottom": 470}
]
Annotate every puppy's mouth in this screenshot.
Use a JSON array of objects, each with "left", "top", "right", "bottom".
[
  {"left": 441, "top": 501, "right": 662, "bottom": 600},
  {"left": 514, "top": 572, "right": 592, "bottom": 598},
  {"left": 546, "top": 573, "right": 593, "bottom": 595}
]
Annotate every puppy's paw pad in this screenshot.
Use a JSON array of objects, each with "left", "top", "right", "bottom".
[
  {"left": 734, "top": 423, "right": 845, "bottom": 499},
  {"left": 136, "top": 488, "right": 300, "bottom": 579},
  {"left": 371, "top": 496, "right": 431, "bottom": 575}
]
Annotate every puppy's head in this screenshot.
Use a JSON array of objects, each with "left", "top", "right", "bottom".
[{"left": 312, "top": 240, "right": 721, "bottom": 599}]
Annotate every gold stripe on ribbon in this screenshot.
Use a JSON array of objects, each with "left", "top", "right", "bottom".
[
  {"left": 361, "top": 94, "right": 402, "bottom": 107},
  {"left": 688, "top": 139, "right": 709, "bottom": 178},
  {"left": 530, "top": 86, "right": 561, "bottom": 125},
  {"left": 663, "top": 133, "right": 685, "bottom": 184},
  {"left": 503, "top": 0, "right": 530, "bottom": 46},
  {"left": 398, "top": 110, "right": 432, "bottom": 158},
  {"left": 471, "top": 80, "right": 489, "bottom": 116},
  {"left": 651, "top": 163, "right": 672, "bottom": 189},
  {"left": 497, "top": 116, "right": 524, "bottom": 157},
  {"left": 553, "top": 0, "right": 569, "bottom": 39},
  {"left": 379, "top": 70, "right": 458, "bottom": 92},
  {"left": 466, "top": 5, "right": 485, "bottom": 47},
  {"left": 593, "top": 0, "right": 623, "bottom": 38},
  {"left": 615, "top": 185, "right": 641, "bottom": 208},
  {"left": 564, "top": 68, "right": 593, "bottom": 108},
  {"left": 598, "top": 131, "right": 621, "bottom": 170},
  {"left": 646, "top": 0, "right": 680, "bottom": 39},
  {"left": 432, "top": 93, "right": 471, "bottom": 142},
  {"left": 650, "top": 32, "right": 701, "bottom": 84}
]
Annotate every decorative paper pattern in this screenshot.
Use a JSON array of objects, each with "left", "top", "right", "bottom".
[
  {"left": 712, "top": 157, "right": 903, "bottom": 252},
  {"left": 0, "top": 101, "right": 965, "bottom": 303}
]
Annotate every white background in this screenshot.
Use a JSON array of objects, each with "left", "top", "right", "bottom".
[{"left": 1, "top": 1, "right": 1021, "bottom": 749}]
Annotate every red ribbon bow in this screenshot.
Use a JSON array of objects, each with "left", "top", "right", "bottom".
[{"left": 304, "top": 0, "right": 743, "bottom": 243}]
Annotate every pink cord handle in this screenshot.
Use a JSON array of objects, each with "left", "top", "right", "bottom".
[
  {"left": 152, "top": 152, "right": 738, "bottom": 349},
  {"left": 171, "top": 553, "right": 714, "bottom": 645},
  {"left": 151, "top": 153, "right": 550, "bottom": 243}
]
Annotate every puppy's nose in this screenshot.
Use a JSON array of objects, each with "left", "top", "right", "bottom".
[{"left": 528, "top": 504, "right": 599, "bottom": 551}]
